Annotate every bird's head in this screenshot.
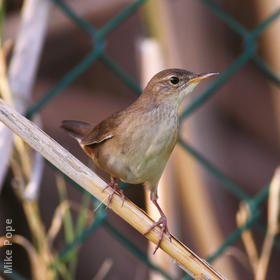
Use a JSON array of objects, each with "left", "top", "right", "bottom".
[{"left": 144, "top": 68, "right": 219, "bottom": 106}]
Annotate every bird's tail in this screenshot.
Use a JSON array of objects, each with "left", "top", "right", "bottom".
[{"left": 61, "top": 120, "right": 94, "bottom": 142}]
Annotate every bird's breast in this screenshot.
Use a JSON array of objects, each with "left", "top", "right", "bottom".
[{"left": 94, "top": 105, "right": 179, "bottom": 185}]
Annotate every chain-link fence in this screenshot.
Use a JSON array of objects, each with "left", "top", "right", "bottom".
[{"left": 1, "top": 0, "right": 280, "bottom": 279}]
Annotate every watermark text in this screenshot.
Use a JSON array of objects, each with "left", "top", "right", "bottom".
[{"left": 3, "top": 219, "right": 14, "bottom": 274}]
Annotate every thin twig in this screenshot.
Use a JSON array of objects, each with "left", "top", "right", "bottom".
[
  {"left": 236, "top": 202, "right": 258, "bottom": 273},
  {"left": 255, "top": 168, "right": 280, "bottom": 280},
  {"left": 223, "top": 247, "right": 251, "bottom": 272},
  {"left": 47, "top": 201, "right": 70, "bottom": 247},
  {"left": 92, "top": 258, "right": 113, "bottom": 280},
  {"left": 0, "top": 234, "right": 37, "bottom": 267},
  {"left": 0, "top": 98, "right": 226, "bottom": 280}
]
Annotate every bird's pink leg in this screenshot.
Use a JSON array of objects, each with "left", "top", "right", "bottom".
[
  {"left": 144, "top": 192, "right": 171, "bottom": 254},
  {"left": 103, "top": 176, "right": 125, "bottom": 206}
]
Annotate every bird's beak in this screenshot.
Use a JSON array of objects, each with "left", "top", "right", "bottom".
[{"left": 187, "top": 72, "right": 219, "bottom": 84}]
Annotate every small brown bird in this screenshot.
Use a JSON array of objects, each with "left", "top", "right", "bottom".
[{"left": 61, "top": 68, "right": 218, "bottom": 253}]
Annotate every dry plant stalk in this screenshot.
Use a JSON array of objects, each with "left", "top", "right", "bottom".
[
  {"left": 0, "top": 98, "right": 227, "bottom": 280},
  {"left": 0, "top": 46, "right": 33, "bottom": 182},
  {"left": 0, "top": 0, "right": 51, "bottom": 189},
  {"left": 237, "top": 168, "right": 280, "bottom": 280},
  {"left": 236, "top": 202, "right": 259, "bottom": 272},
  {"left": 254, "top": 0, "right": 280, "bottom": 146},
  {"left": 255, "top": 168, "right": 280, "bottom": 280},
  {"left": 92, "top": 258, "right": 113, "bottom": 280},
  {"left": 138, "top": 38, "right": 180, "bottom": 278}
]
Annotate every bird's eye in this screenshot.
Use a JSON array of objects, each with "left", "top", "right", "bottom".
[{"left": 170, "top": 76, "right": 180, "bottom": 85}]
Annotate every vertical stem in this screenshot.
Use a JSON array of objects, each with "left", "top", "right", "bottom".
[{"left": 254, "top": 0, "right": 280, "bottom": 148}]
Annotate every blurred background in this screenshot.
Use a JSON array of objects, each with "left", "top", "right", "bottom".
[{"left": 0, "top": 0, "right": 280, "bottom": 279}]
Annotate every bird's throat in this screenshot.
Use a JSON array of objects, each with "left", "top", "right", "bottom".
[{"left": 177, "top": 82, "right": 199, "bottom": 106}]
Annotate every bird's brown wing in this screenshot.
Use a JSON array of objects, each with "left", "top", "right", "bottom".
[
  {"left": 81, "top": 125, "right": 113, "bottom": 145},
  {"left": 81, "top": 111, "right": 123, "bottom": 146}
]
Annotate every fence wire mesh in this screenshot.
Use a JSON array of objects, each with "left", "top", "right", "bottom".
[{"left": 2, "top": 0, "right": 280, "bottom": 279}]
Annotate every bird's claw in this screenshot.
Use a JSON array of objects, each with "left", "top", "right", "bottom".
[
  {"left": 103, "top": 180, "right": 125, "bottom": 207},
  {"left": 144, "top": 215, "right": 171, "bottom": 254}
]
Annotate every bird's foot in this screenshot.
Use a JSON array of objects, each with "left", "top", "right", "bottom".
[
  {"left": 144, "top": 214, "right": 171, "bottom": 254},
  {"left": 103, "top": 177, "right": 125, "bottom": 207}
]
